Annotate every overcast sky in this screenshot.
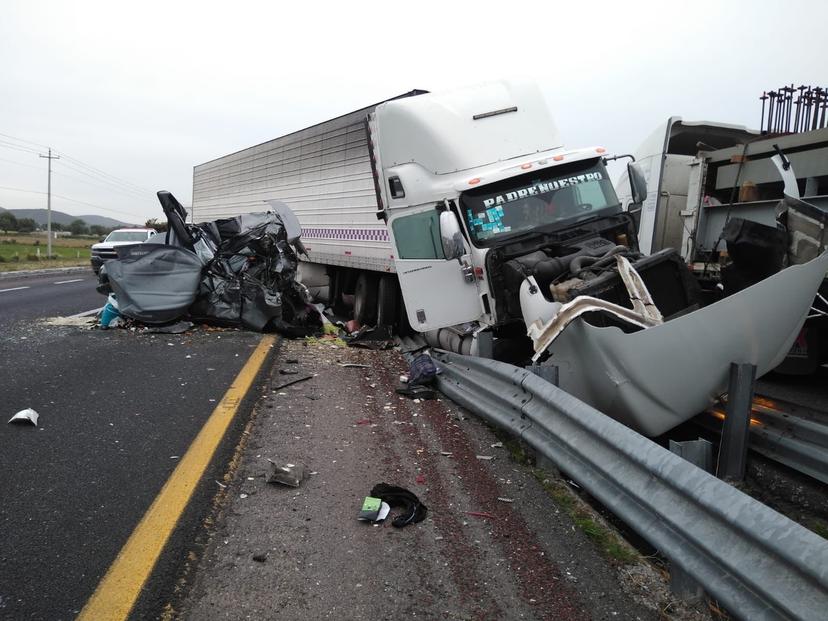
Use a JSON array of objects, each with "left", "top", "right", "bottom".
[{"left": 1, "top": 0, "right": 825, "bottom": 225}]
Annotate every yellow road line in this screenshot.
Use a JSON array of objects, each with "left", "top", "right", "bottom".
[{"left": 78, "top": 334, "right": 277, "bottom": 621}]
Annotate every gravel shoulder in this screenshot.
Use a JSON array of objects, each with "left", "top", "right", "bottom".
[{"left": 177, "top": 339, "right": 695, "bottom": 621}]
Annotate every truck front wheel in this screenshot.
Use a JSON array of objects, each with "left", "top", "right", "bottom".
[
  {"left": 376, "top": 275, "right": 399, "bottom": 329},
  {"left": 353, "top": 272, "right": 379, "bottom": 326}
]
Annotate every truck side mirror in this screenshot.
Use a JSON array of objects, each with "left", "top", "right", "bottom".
[
  {"left": 439, "top": 210, "right": 466, "bottom": 261},
  {"left": 627, "top": 161, "right": 648, "bottom": 205}
]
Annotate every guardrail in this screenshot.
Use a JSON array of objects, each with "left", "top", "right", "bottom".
[
  {"left": 699, "top": 395, "right": 828, "bottom": 485},
  {"left": 432, "top": 350, "right": 828, "bottom": 621}
]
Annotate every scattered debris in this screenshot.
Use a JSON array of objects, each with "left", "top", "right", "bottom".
[
  {"left": 490, "top": 441, "right": 504, "bottom": 449},
  {"left": 8, "top": 408, "right": 39, "bottom": 426},
  {"left": 42, "top": 316, "right": 97, "bottom": 328},
  {"left": 285, "top": 358, "right": 299, "bottom": 364},
  {"left": 440, "top": 451, "right": 453, "bottom": 457},
  {"left": 415, "top": 474, "right": 426, "bottom": 485},
  {"left": 266, "top": 461, "right": 305, "bottom": 487},
  {"left": 476, "top": 455, "right": 494, "bottom": 461},
  {"left": 279, "top": 368, "right": 299, "bottom": 375},
  {"left": 99, "top": 294, "right": 121, "bottom": 329},
  {"left": 407, "top": 353, "right": 438, "bottom": 386},
  {"left": 465, "top": 511, "right": 497, "bottom": 520},
  {"left": 345, "top": 325, "right": 395, "bottom": 350},
  {"left": 357, "top": 496, "right": 391, "bottom": 523},
  {"left": 337, "top": 363, "right": 370, "bottom": 369},
  {"left": 252, "top": 552, "right": 267, "bottom": 563},
  {"left": 271, "top": 375, "right": 313, "bottom": 391},
  {"left": 143, "top": 320, "right": 194, "bottom": 334},
  {"left": 497, "top": 497, "right": 515, "bottom": 503},
  {"left": 395, "top": 383, "right": 437, "bottom": 400},
  {"left": 369, "top": 483, "right": 428, "bottom": 528}
]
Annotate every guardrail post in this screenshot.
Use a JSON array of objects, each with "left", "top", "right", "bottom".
[
  {"left": 528, "top": 364, "right": 559, "bottom": 472},
  {"left": 716, "top": 363, "right": 756, "bottom": 481},
  {"left": 526, "top": 363, "right": 558, "bottom": 386},
  {"left": 668, "top": 438, "right": 714, "bottom": 602},
  {"left": 669, "top": 439, "right": 714, "bottom": 474}
]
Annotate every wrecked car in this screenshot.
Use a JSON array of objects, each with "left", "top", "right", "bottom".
[{"left": 96, "top": 191, "right": 321, "bottom": 335}]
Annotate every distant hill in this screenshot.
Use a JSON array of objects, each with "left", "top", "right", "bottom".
[{"left": 0, "top": 206, "right": 134, "bottom": 228}]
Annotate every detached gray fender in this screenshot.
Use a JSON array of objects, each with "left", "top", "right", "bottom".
[{"left": 105, "top": 245, "right": 204, "bottom": 325}]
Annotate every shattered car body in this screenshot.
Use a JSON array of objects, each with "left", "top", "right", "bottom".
[{"left": 97, "top": 191, "right": 321, "bottom": 334}]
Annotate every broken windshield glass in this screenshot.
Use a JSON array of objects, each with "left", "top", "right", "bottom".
[{"left": 460, "top": 158, "right": 621, "bottom": 246}]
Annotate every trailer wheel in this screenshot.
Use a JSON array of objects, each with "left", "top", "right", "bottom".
[
  {"left": 376, "top": 275, "right": 399, "bottom": 329},
  {"left": 353, "top": 272, "right": 378, "bottom": 326}
]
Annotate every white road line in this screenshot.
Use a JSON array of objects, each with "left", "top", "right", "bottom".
[
  {"left": 54, "top": 279, "right": 84, "bottom": 285},
  {"left": 0, "top": 286, "right": 30, "bottom": 293},
  {"left": 67, "top": 306, "right": 103, "bottom": 318}
]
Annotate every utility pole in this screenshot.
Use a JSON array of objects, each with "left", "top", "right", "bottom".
[{"left": 39, "top": 148, "right": 59, "bottom": 258}]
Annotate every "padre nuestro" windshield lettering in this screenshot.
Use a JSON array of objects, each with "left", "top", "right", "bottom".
[{"left": 482, "top": 171, "right": 603, "bottom": 208}]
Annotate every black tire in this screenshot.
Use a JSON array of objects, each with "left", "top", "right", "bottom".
[
  {"left": 353, "top": 272, "right": 379, "bottom": 326},
  {"left": 376, "top": 274, "right": 399, "bottom": 329}
]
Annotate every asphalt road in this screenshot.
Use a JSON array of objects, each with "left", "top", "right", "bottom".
[
  {"left": 0, "top": 270, "right": 271, "bottom": 620},
  {"left": 0, "top": 269, "right": 101, "bottom": 324}
]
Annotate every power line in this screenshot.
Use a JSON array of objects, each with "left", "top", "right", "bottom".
[
  {"left": 0, "top": 140, "right": 41, "bottom": 156},
  {"left": 0, "top": 184, "right": 147, "bottom": 220},
  {"left": 0, "top": 130, "right": 157, "bottom": 195},
  {"left": 0, "top": 155, "right": 44, "bottom": 171},
  {"left": 0, "top": 153, "right": 154, "bottom": 202},
  {"left": 0, "top": 132, "right": 50, "bottom": 150},
  {"left": 56, "top": 152, "right": 156, "bottom": 195},
  {"left": 55, "top": 159, "right": 153, "bottom": 200}
]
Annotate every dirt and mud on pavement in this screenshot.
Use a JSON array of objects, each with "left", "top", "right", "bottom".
[{"left": 177, "top": 337, "right": 708, "bottom": 621}]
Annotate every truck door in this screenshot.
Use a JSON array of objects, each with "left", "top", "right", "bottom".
[{"left": 387, "top": 207, "right": 482, "bottom": 332}]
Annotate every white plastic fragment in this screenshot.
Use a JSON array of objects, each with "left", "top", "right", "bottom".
[{"left": 8, "top": 408, "right": 39, "bottom": 426}]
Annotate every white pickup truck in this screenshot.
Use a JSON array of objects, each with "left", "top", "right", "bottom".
[{"left": 90, "top": 228, "right": 157, "bottom": 275}]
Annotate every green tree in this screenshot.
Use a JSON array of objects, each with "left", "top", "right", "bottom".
[
  {"left": 17, "top": 218, "right": 37, "bottom": 233},
  {"left": 51, "top": 221, "right": 64, "bottom": 232},
  {"left": 68, "top": 219, "right": 89, "bottom": 235},
  {"left": 0, "top": 211, "right": 18, "bottom": 232},
  {"left": 90, "top": 224, "right": 108, "bottom": 237}
]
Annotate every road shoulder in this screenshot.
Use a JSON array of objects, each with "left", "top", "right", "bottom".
[{"left": 176, "top": 339, "right": 682, "bottom": 620}]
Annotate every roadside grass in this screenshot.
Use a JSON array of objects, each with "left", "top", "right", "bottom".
[
  {"left": 0, "top": 236, "right": 92, "bottom": 272},
  {"left": 531, "top": 469, "right": 640, "bottom": 564},
  {"left": 807, "top": 518, "right": 828, "bottom": 540}
]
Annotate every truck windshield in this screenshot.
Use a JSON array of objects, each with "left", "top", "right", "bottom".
[
  {"left": 105, "top": 231, "right": 150, "bottom": 242},
  {"left": 460, "top": 159, "right": 621, "bottom": 246}
]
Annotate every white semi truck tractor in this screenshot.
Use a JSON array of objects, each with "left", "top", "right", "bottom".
[{"left": 193, "top": 81, "right": 685, "bottom": 357}]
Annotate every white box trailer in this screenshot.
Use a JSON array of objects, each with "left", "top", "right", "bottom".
[{"left": 192, "top": 91, "right": 425, "bottom": 275}]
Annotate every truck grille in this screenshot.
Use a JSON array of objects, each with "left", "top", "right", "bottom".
[{"left": 92, "top": 249, "right": 118, "bottom": 260}]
